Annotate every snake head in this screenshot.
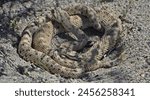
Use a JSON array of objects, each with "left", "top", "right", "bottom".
[
  {"left": 47, "top": 8, "right": 63, "bottom": 22},
  {"left": 46, "top": 8, "right": 58, "bottom": 20}
]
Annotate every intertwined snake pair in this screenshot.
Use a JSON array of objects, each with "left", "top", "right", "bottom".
[{"left": 18, "top": 4, "right": 122, "bottom": 78}]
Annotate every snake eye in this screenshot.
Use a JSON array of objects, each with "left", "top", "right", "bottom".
[{"left": 51, "top": 9, "right": 55, "bottom": 14}]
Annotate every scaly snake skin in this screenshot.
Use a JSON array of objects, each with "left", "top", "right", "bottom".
[{"left": 18, "top": 4, "right": 122, "bottom": 78}]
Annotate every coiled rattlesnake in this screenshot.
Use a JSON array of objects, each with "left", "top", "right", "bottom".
[{"left": 18, "top": 4, "right": 122, "bottom": 78}]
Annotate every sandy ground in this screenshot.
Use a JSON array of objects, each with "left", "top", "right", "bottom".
[{"left": 0, "top": 0, "right": 150, "bottom": 83}]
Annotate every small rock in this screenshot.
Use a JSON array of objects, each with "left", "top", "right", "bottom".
[
  {"left": 145, "top": 57, "right": 150, "bottom": 65},
  {"left": 147, "top": 42, "right": 150, "bottom": 47}
]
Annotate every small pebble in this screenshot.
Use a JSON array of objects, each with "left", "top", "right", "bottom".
[{"left": 145, "top": 57, "right": 150, "bottom": 65}]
